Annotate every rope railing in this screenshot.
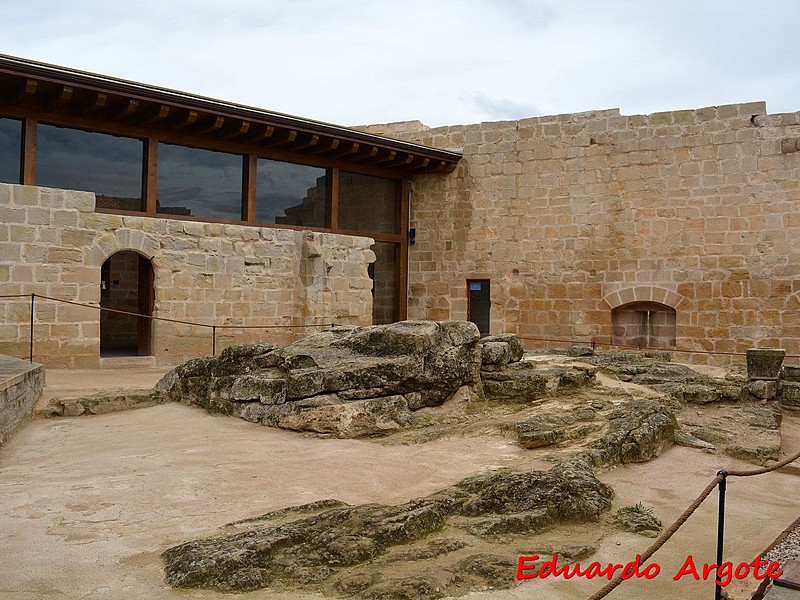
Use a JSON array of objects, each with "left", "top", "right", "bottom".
[
  {"left": 4, "top": 293, "right": 338, "bottom": 362},
  {"left": 516, "top": 334, "right": 800, "bottom": 361},
  {"left": 587, "top": 448, "right": 800, "bottom": 599}
]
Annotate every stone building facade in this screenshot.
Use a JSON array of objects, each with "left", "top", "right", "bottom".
[
  {"left": 363, "top": 102, "right": 800, "bottom": 363},
  {"left": 0, "top": 183, "right": 375, "bottom": 368},
  {"left": 3, "top": 54, "right": 800, "bottom": 369}
]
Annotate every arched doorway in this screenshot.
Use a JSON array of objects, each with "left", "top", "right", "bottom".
[
  {"left": 611, "top": 302, "right": 676, "bottom": 349},
  {"left": 100, "top": 251, "right": 154, "bottom": 356}
]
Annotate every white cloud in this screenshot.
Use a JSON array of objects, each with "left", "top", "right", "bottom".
[{"left": 1, "top": 0, "right": 798, "bottom": 127}]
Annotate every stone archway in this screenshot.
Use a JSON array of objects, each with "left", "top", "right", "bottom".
[
  {"left": 100, "top": 251, "right": 154, "bottom": 356},
  {"left": 611, "top": 301, "right": 676, "bottom": 349}
]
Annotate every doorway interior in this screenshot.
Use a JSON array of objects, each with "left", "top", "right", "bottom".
[{"left": 100, "top": 251, "right": 154, "bottom": 356}]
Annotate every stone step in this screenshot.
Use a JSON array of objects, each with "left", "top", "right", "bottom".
[{"left": 100, "top": 355, "right": 157, "bottom": 370}]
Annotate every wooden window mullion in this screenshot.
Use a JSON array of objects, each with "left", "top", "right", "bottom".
[{"left": 21, "top": 118, "right": 36, "bottom": 185}]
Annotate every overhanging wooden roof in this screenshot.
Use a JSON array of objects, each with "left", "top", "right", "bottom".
[{"left": 0, "top": 54, "right": 461, "bottom": 174}]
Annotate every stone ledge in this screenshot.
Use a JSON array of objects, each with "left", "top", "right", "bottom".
[{"left": 0, "top": 354, "right": 44, "bottom": 443}]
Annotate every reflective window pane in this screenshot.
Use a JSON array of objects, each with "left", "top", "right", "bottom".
[
  {"left": 370, "top": 242, "right": 398, "bottom": 325},
  {"left": 157, "top": 143, "right": 243, "bottom": 220},
  {"left": 256, "top": 159, "right": 327, "bottom": 227},
  {"left": 36, "top": 123, "right": 143, "bottom": 210},
  {"left": 338, "top": 172, "right": 399, "bottom": 234},
  {"left": 0, "top": 118, "right": 22, "bottom": 184}
]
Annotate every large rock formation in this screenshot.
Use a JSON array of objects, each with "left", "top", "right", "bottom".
[
  {"left": 157, "top": 321, "right": 481, "bottom": 437},
  {"left": 162, "top": 457, "right": 612, "bottom": 597}
]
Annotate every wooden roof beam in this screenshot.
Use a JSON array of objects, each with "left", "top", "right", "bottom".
[
  {"left": 350, "top": 145, "right": 379, "bottom": 163},
  {"left": 325, "top": 141, "right": 359, "bottom": 158},
  {"left": 239, "top": 124, "right": 274, "bottom": 144},
  {"left": 310, "top": 138, "right": 339, "bottom": 154},
  {"left": 45, "top": 85, "right": 73, "bottom": 110},
  {"left": 164, "top": 109, "right": 198, "bottom": 131},
  {"left": 292, "top": 133, "right": 319, "bottom": 151},
  {"left": 216, "top": 120, "right": 250, "bottom": 140},
  {"left": 140, "top": 104, "right": 171, "bottom": 127},
  {"left": 11, "top": 78, "right": 37, "bottom": 104},
  {"left": 191, "top": 115, "right": 225, "bottom": 135},
  {"left": 78, "top": 91, "right": 107, "bottom": 117},
  {"left": 384, "top": 153, "right": 415, "bottom": 168},
  {"left": 263, "top": 129, "right": 298, "bottom": 148},
  {"left": 109, "top": 98, "right": 139, "bottom": 119}
]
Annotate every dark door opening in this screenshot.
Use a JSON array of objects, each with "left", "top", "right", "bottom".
[
  {"left": 468, "top": 279, "right": 490, "bottom": 337},
  {"left": 100, "top": 252, "right": 154, "bottom": 356}
]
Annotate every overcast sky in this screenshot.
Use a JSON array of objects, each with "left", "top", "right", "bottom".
[{"left": 2, "top": 0, "right": 798, "bottom": 128}]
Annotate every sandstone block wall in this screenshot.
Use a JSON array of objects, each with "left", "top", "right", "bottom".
[
  {"left": 0, "top": 354, "right": 43, "bottom": 443},
  {"left": 0, "top": 184, "right": 375, "bottom": 368},
  {"left": 364, "top": 102, "right": 800, "bottom": 364}
]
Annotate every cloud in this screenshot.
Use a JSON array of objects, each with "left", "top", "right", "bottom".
[
  {"left": 1, "top": 0, "right": 798, "bottom": 128},
  {"left": 464, "top": 93, "right": 540, "bottom": 121}
]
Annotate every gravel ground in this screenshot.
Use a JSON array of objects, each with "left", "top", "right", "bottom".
[{"left": 765, "top": 520, "right": 800, "bottom": 566}]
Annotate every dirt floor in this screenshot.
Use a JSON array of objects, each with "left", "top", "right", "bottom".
[{"left": 1, "top": 367, "right": 799, "bottom": 600}]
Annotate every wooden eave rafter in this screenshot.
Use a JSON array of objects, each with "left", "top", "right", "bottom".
[{"left": 0, "top": 54, "right": 462, "bottom": 174}]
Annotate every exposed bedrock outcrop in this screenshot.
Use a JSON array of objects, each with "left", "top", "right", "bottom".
[
  {"left": 157, "top": 322, "right": 598, "bottom": 437},
  {"left": 584, "top": 351, "right": 746, "bottom": 404},
  {"left": 157, "top": 320, "right": 482, "bottom": 437},
  {"left": 161, "top": 457, "right": 612, "bottom": 596}
]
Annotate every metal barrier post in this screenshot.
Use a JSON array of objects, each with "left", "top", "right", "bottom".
[
  {"left": 715, "top": 470, "right": 728, "bottom": 600},
  {"left": 212, "top": 325, "right": 216, "bottom": 356},
  {"left": 29, "top": 293, "right": 35, "bottom": 363}
]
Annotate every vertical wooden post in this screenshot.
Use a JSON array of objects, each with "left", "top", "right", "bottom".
[
  {"left": 328, "top": 167, "right": 339, "bottom": 231},
  {"left": 143, "top": 138, "right": 158, "bottom": 215},
  {"left": 397, "top": 179, "right": 410, "bottom": 321},
  {"left": 21, "top": 118, "right": 36, "bottom": 185},
  {"left": 243, "top": 153, "right": 257, "bottom": 223}
]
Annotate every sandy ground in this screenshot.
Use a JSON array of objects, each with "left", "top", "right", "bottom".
[{"left": 1, "top": 371, "right": 799, "bottom": 600}]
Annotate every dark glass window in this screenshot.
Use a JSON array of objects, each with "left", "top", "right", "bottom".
[
  {"left": 370, "top": 242, "right": 399, "bottom": 325},
  {"left": 0, "top": 118, "right": 22, "bottom": 184},
  {"left": 256, "top": 159, "right": 327, "bottom": 227},
  {"left": 338, "top": 172, "right": 400, "bottom": 234},
  {"left": 36, "top": 123, "right": 144, "bottom": 210},
  {"left": 157, "top": 143, "right": 243, "bottom": 220}
]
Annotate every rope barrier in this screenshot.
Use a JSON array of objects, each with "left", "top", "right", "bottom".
[
  {"left": 516, "top": 335, "right": 800, "bottom": 360},
  {"left": 32, "top": 294, "right": 335, "bottom": 330},
  {"left": 587, "top": 448, "right": 800, "bottom": 599}
]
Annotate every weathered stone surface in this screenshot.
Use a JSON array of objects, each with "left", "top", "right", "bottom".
[
  {"left": 567, "top": 344, "right": 595, "bottom": 357},
  {"left": 616, "top": 505, "right": 662, "bottom": 535},
  {"left": 480, "top": 334, "right": 524, "bottom": 363},
  {"left": 725, "top": 442, "right": 781, "bottom": 466},
  {"left": 748, "top": 380, "right": 778, "bottom": 400},
  {"left": 746, "top": 348, "right": 785, "bottom": 380},
  {"left": 516, "top": 416, "right": 567, "bottom": 448},
  {"left": 481, "top": 362, "right": 595, "bottom": 403},
  {"left": 277, "top": 395, "right": 412, "bottom": 437},
  {"left": 781, "top": 381, "right": 800, "bottom": 409},
  {"left": 48, "top": 389, "right": 164, "bottom": 417},
  {"left": 584, "top": 352, "right": 745, "bottom": 404},
  {"left": 480, "top": 342, "right": 510, "bottom": 366},
  {"left": 157, "top": 320, "right": 481, "bottom": 437},
  {"left": 584, "top": 399, "right": 677, "bottom": 466},
  {"left": 515, "top": 407, "right": 598, "bottom": 449},
  {"left": 674, "top": 431, "right": 715, "bottom": 450},
  {"left": 161, "top": 457, "right": 612, "bottom": 595},
  {"left": 230, "top": 375, "right": 286, "bottom": 404}
]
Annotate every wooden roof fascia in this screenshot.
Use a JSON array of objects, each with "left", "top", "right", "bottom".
[{"left": 0, "top": 54, "right": 463, "bottom": 173}]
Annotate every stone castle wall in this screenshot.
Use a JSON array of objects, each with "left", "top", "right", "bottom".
[
  {"left": 0, "top": 183, "right": 375, "bottom": 368},
  {"left": 363, "top": 102, "right": 800, "bottom": 364}
]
